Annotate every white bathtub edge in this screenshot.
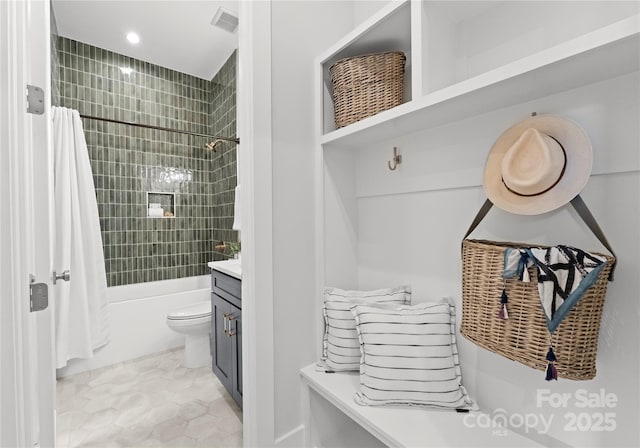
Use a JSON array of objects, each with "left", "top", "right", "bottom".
[{"left": 57, "top": 286, "right": 211, "bottom": 378}]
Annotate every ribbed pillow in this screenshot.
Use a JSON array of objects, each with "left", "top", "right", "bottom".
[
  {"left": 321, "top": 286, "right": 411, "bottom": 372},
  {"left": 350, "top": 299, "right": 474, "bottom": 409}
]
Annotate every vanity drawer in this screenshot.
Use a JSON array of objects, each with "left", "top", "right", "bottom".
[{"left": 212, "top": 269, "right": 241, "bottom": 308}]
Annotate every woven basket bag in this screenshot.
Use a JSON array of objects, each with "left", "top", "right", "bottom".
[
  {"left": 460, "top": 197, "right": 616, "bottom": 380},
  {"left": 329, "top": 51, "right": 405, "bottom": 129}
]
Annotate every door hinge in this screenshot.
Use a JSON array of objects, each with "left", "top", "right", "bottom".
[
  {"left": 26, "top": 84, "right": 45, "bottom": 115},
  {"left": 29, "top": 277, "right": 49, "bottom": 312}
]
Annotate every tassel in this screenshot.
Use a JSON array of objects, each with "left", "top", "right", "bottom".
[
  {"left": 498, "top": 303, "right": 509, "bottom": 319},
  {"left": 545, "top": 346, "right": 558, "bottom": 381},
  {"left": 545, "top": 363, "right": 558, "bottom": 381},
  {"left": 545, "top": 363, "right": 556, "bottom": 381},
  {"left": 546, "top": 347, "right": 557, "bottom": 362},
  {"left": 498, "top": 289, "right": 509, "bottom": 319}
]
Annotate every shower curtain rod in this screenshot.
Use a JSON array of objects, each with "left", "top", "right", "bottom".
[{"left": 79, "top": 114, "right": 240, "bottom": 145}]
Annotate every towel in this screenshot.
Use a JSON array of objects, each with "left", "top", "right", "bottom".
[{"left": 232, "top": 184, "right": 241, "bottom": 231}]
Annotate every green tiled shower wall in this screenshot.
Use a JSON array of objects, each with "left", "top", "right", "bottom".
[
  {"left": 209, "top": 51, "right": 237, "bottom": 256},
  {"left": 50, "top": 8, "right": 60, "bottom": 105},
  {"left": 56, "top": 36, "right": 237, "bottom": 286}
]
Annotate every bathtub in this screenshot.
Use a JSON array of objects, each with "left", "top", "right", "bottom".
[{"left": 56, "top": 275, "right": 210, "bottom": 378}]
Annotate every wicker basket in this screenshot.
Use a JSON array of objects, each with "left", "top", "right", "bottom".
[
  {"left": 461, "top": 239, "right": 614, "bottom": 380},
  {"left": 329, "top": 51, "right": 406, "bottom": 129}
]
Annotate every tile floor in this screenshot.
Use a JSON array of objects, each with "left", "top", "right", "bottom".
[{"left": 56, "top": 349, "right": 242, "bottom": 447}]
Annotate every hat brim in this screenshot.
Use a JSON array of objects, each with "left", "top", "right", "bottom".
[{"left": 483, "top": 115, "right": 592, "bottom": 215}]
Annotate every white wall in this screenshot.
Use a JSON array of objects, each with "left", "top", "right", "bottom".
[
  {"left": 245, "top": 2, "right": 395, "bottom": 444},
  {"left": 345, "top": 72, "right": 639, "bottom": 446},
  {"left": 269, "top": 2, "right": 354, "bottom": 443},
  {"left": 352, "top": 0, "right": 389, "bottom": 26}
]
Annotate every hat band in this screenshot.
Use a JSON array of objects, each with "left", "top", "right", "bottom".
[{"left": 501, "top": 136, "right": 567, "bottom": 198}]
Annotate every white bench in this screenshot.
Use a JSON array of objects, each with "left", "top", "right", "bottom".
[{"left": 300, "top": 364, "right": 543, "bottom": 447}]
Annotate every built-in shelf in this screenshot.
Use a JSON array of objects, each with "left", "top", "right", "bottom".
[
  {"left": 311, "top": 2, "right": 640, "bottom": 446},
  {"left": 321, "top": 15, "right": 639, "bottom": 150},
  {"left": 419, "top": 1, "right": 638, "bottom": 95},
  {"left": 147, "top": 192, "right": 176, "bottom": 218},
  {"left": 300, "top": 364, "right": 543, "bottom": 447},
  {"left": 319, "top": 0, "right": 412, "bottom": 135}
]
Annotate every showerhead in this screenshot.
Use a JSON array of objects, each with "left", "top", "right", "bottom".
[{"left": 205, "top": 139, "right": 224, "bottom": 152}]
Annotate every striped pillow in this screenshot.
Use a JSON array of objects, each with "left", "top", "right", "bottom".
[
  {"left": 321, "top": 286, "right": 411, "bottom": 372},
  {"left": 350, "top": 299, "right": 474, "bottom": 409}
]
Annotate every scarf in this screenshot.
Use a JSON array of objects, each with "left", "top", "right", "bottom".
[{"left": 502, "top": 245, "right": 607, "bottom": 380}]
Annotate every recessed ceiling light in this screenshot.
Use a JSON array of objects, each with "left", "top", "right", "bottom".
[{"left": 126, "top": 32, "right": 140, "bottom": 44}]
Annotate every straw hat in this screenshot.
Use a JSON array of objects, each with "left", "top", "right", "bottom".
[{"left": 483, "top": 114, "right": 592, "bottom": 215}]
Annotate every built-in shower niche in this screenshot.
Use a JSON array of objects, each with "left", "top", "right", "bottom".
[{"left": 147, "top": 192, "right": 176, "bottom": 218}]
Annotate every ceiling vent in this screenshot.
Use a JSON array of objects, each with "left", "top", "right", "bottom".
[{"left": 211, "top": 7, "right": 239, "bottom": 33}]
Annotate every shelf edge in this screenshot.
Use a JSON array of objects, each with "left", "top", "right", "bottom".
[
  {"left": 316, "top": 0, "right": 409, "bottom": 65},
  {"left": 320, "top": 17, "right": 640, "bottom": 148}
]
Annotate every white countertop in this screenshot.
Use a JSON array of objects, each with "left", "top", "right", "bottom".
[{"left": 208, "top": 259, "right": 241, "bottom": 279}]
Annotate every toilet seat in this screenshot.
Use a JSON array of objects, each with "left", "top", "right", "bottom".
[
  {"left": 166, "top": 315, "right": 210, "bottom": 328},
  {"left": 167, "top": 301, "right": 211, "bottom": 321}
]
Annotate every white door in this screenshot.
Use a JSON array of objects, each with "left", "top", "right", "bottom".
[{"left": 0, "top": 0, "right": 56, "bottom": 447}]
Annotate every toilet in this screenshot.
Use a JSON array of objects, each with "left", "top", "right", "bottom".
[{"left": 166, "top": 301, "right": 212, "bottom": 368}]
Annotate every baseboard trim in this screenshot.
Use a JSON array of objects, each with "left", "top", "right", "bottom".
[{"left": 275, "top": 425, "right": 305, "bottom": 447}]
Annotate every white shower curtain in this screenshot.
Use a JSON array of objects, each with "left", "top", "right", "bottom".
[{"left": 52, "top": 106, "right": 110, "bottom": 368}]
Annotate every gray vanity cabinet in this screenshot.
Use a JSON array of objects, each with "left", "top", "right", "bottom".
[{"left": 211, "top": 269, "right": 242, "bottom": 409}]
